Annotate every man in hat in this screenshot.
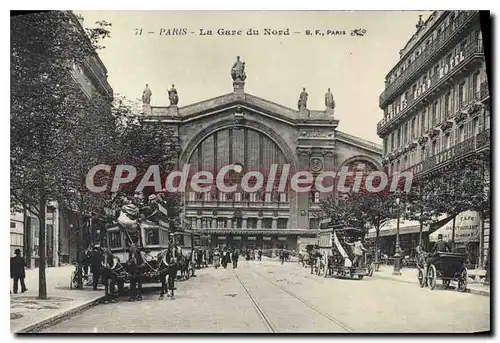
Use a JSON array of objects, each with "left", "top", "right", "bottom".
[
  {"left": 231, "top": 249, "right": 239, "bottom": 269},
  {"left": 90, "top": 245, "right": 103, "bottom": 290},
  {"left": 432, "top": 234, "right": 451, "bottom": 254},
  {"left": 11, "top": 249, "right": 27, "bottom": 293}
]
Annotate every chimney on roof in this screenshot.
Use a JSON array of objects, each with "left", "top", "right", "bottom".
[{"left": 416, "top": 14, "right": 424, "bottom": 30}]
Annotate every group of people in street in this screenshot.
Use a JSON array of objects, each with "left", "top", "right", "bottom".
[{"left": 211, "top": 248, "right": 239, "bottom": 269}]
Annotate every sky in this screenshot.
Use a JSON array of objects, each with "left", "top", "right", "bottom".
[{"left": 78, "top": 10, "right": 432, "bottom": 143}]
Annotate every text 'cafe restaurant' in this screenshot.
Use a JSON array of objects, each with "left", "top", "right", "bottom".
[{"left": 365, "top": 211, "right": 488, "bottom": 266}]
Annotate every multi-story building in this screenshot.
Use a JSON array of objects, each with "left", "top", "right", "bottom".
[
  {"left": 143, "top": 60, "right": 382, "bottom": 251},
  {"left": 376, "top": 11, "right": 490, "bottom": 266},
  {"left": 11, "top": 11, "right": 113, "bottom": 267}
]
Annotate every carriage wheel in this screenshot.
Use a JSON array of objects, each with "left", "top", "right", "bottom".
[
  {"left": 427, "top": 265, "right": 437, "bottom": 290},
  {"left": 457, "top": 268, "right": 468, "bottom": 293},
  {"left": 418, "top": 269, "right": 425, "bottom": 288},
  {"left": 442, "top": 279, "right": 451, "bottom": 289}
]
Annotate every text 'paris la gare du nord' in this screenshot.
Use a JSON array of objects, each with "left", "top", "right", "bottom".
[{"left": 134, "top": 28, "right": 351, "bottom": 36}]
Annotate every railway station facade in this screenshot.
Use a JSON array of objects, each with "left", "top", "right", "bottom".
[{"left": 142, "top": 65, "right": 382, "bottom": 251}]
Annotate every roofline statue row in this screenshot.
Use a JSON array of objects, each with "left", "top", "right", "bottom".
[{"left": 142, "top": 84, "right": 180, "bottom": 106}]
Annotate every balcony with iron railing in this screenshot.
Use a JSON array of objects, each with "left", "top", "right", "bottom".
[
  {"left": 186, "top": 199, "right": 290, "bottom": 209},
  {"left": 377, "top": 42, "right": 484, "bottom": 135},
  {"left": 379, "top": 11, "right": 478, "bottom": 108},
  {"left": 400, "top": 128, "right": 490, "bottom": 176}
]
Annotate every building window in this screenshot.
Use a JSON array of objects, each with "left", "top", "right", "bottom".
[
  {"left": 473, "top": 117, "right": 479, "bottom": 136},
  {"left": 444, "top": 92, "right": 451, "bottom": 117},
  {"left": 443, "top": 133, "right": 450, "bottom": 150},
  {"left": 431, "top": 101, "right": 438, "bottom": 127},
  {"left": 204, "top": 192, "right": 210, "bottom": 201},
  {"left": 247, "top": 218, "right": 257, "bottom": 229},
  {"left": 265, "top": 193, "right": 271, "bottom": 202},
  {"left": 109, "top": 232, "right": 122, "bottom": 248},
  {"left": 217, "top": 218, "right": 226, "bottom": 229},
  {"left": 432, "top": 140, "right": 437, "bottom": 156},
  {"left": 219, "top": 192, "right": 226, "bottom": 202},
  {"left": 279, "top": 193, "right": 287, "bottom": 203},
  {"left": 309, "top": 218, "right": 320, "bottom": 230},
  {"left": 459, "top": 125, "right": 465, "bottom": 142},
  {"left": 310, "top": 192, "right": 320, "bottom": 204},
  {"left": 420, "top": 147, "right": 426, "bottom": 161},
  {"left": 473, "top": 72, "right": 481, "bottom": 99},
  {"left": 277, "top": 219, "right": 288, "bottom": 229},
  {"left": 188, "top": 192, "right": 195, "bottom": 201},
  {"left": 458, "top": 82, "right": 466, "bottom": 106},
  {"left": 145, "top": 228, "right": 159, "bottom": 245},
  {"left": 262, "top": 219, "right": 272, "bottom": 229},
  {"left": 411, "top": 117, "right": 416, "bottom": 140},
  {"left": 249, "top": 193, "right": 257, "bottom": 202},
  {"left": 234, "top": 192, "right": 241, "bottom": 202},
  {"left": 10, "top": 222, "right": 16, "bottom": 229}
]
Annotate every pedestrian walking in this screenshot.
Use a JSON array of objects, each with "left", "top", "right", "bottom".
[
  {"left": 90, "top": 245, "right": 103, "bottom": 290},
  {"left": 10, "top": 249, "right": 27, "bottom": 294},
  {"left": 232, "top": 249, "right": 239, "bottom": 269},
  {"left": 279, "top": 250, "right": 285, "bottom": 264},
  {"left": 166, "top": 257, "right": 178, "bottom": 300},
  {"left": 258, "top": 249, "right": 262, "bottom": 261}
]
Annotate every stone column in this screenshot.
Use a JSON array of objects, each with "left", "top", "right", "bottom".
[
  {"left": 242, "top": 217, "right": 248, "bottom": 229},
  {"left": 296, "top": 148, "right": 312, "bottom": 229},
  {"left": 272, "top": 218, "right": 277, "bottom": 229}
]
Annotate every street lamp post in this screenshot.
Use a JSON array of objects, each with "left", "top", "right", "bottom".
[{"left": 393, "top": 197, "right": 402, "bottom": 276}]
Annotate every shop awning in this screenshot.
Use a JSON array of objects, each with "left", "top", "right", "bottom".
[
  {"left": 203, "top": 229, "right": 318, "bottom": 236},
  {"left": 429, "top": 211, "right": 482, "bottom": 243},
  {"left": 365, "top": 219, "right": 428, "bottom": 239}
]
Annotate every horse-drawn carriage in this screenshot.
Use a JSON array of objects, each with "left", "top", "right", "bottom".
[
  {"left": 317, "top": 224, "right": 369, "bottom": 279},
  {"left": 70, "top": 192, "right": 201, "bottom": 300},
  {"left": 417, "top": 251, "right": 468, "bottom": 292}
]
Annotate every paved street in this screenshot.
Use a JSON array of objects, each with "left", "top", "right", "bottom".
[{"left": 39, "top": 260, "right": 490, "bottom": 333}]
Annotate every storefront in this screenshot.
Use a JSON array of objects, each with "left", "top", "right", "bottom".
[
  {"left": 365, "top": 219, "right": 429, "bottom": 257},
  {"left": 429, "top": 210, "right": 485, "bottom": 266}
]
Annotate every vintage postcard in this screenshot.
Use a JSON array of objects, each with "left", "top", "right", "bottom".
[{"left": 10, "top": 10, "right": 491, "bottom": 333}]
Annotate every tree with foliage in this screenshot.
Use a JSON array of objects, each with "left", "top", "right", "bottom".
[
  {"left": 400, "top": 176, "right": 441, "bottom": 247},
  {"left": 11, "top": 11, "right": 111, "bottom": 299},
  {"left": 427, "top": 155, "right": 490, "bottom": 250},
  {"left": 319, "top": 172, "right": 399, "bottom": 262}
]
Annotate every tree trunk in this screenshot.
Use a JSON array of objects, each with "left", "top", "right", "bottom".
[
  {"left": 451, "top": 215, "right": 457, "bottom": 251},
  {"left": 76, "top": 210, "right": 85, "bottom": 289},
  {"left": 374, "top": 228, "right": 380, "bottom": 263},
  {"left": 38, "top": 194, "right": 47, "bottom": 300},
  {"left": 23, "top": 204, "right": 32, "bottom": 268}
]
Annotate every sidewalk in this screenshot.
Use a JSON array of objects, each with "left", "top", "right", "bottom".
[
  {"left": 10, "top": 265, "right": 105, "bottom": 333},
  {"left": 372, "top": 266, "right": 490, "bottom": 297}
]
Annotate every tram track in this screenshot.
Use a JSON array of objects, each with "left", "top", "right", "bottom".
[
  {"left": 234, "top": 266, "right": 353, "bottom": 333},
  {"left": 234, "top": 270, "right": 277, "bottom": 332},
  {"left": 249, "top": 268, "right": 354, "bottom": 332}
]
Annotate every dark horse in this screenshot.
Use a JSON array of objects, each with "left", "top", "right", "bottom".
[
  {"left": 101, "top": 248, "right": 125, "bottom": 303},
  {"left": 127, "top": 244, "right": 144, "bottom": 301}
]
